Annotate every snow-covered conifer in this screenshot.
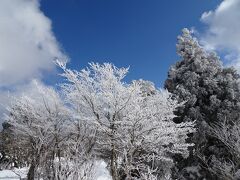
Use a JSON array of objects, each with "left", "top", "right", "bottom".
[{"left": 165, "top": 28, "right": 240, "bottom": 179}]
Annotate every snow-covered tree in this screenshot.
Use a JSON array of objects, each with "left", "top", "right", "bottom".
[
  {"left": 53, "top": 116, "right": 97, "bottom": 180},
  {"left": 165, "top": 29, "right": 240, "bottom": 179},
  {"left": 5, "top": 80, "right": 71, "bottom": 180},
  {"left": 197, "top": 121, "right": 240, "bottom": 180},
  {"left": 58, "top": 61, "right": 195, "bottom": 179},
  {"left": 135, "top": 79, "right": 156, "bottom": 96}
]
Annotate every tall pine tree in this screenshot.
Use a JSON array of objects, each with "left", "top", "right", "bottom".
[{"left": 165, "top": 29, "right": 240, "bottom": 179}]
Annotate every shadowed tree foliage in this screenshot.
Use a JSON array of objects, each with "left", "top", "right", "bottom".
[
  {"left": 0, "top": 122, "right": 30, "bottom": 170},
  {"left": 165, "top": 29, "right": 240, "bottom": 179}
]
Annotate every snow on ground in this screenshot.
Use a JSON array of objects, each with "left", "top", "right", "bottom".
[
  {"left": 0, "top": 161, "right": 111, "bottom": 180},
  {"left": 0, "top": 167, "right": 27, "bottom": 179},
  {"left": 95, "top": 161, "right": 112, "bottom": 180}
]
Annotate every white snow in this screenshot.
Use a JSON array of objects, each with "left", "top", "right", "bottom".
[
  {"left": 95, "top": 161, "right": 112, "bottom": 180},
  {"left": 0, "top": 162, "right": 111, "bottom": 180},
  {"left": 0, "top": 168, "right": 27, "bottom": 179}
]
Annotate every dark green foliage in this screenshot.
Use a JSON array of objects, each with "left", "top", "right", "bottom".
[{"left": 0, "top": 122, "right": 30, "bottom": 169}]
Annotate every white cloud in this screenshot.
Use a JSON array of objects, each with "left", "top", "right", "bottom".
[
  {"left": 200, "top": 0, "right": 240, "bottom": 68},
  {"left": 0, "top": 0, "right": 67, "bottom": 87},
  {"left": 0, "top": 0, "right": 68, "bottom": 126}
]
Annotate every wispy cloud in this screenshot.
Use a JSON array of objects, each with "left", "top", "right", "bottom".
[{"left": 200, "top": 0, "right": 240, "bottom": 69}]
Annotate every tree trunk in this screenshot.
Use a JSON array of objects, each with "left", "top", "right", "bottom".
[
  {"left": 27, "top": 163, "right": 35, "bottom": 180},
  {"left": 27, "top": 153, "right": 40, "bottom": 180},
  {"left": 111, "top": 144, "right": 118, "bottom": 180}
]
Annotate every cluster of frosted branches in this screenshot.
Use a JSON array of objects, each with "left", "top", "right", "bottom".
[
  {"left": 202, "top": 121, "right": 240, "bottom": 180},
  {"left": 58, "top": 62, "right": 195, "bottom": 179},
  {"left": 5, "top": 81, "right": 95, "bottom": 179},
  {"left": 4, "top": 62, "right": 195, "bottom": 179}
]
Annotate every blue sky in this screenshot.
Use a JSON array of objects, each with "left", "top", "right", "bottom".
[
  {"left": 1, "top": 0, "right": 240, "bottom": 125},
  {"left": 40, "top": 0, "right": 221, "bottom": 87}
]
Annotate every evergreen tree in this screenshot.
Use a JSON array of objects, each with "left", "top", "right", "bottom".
[
  {"left": 0, "top": 122, "right": 29, "bottom": 169},
  {"left": 165, "top": 28, "right": 240, "bottom": 179}
]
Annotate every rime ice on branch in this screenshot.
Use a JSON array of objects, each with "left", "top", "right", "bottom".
[{"left": 58, "top": 61, "right": 195, "bottom": 179}]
